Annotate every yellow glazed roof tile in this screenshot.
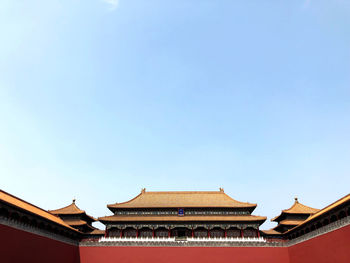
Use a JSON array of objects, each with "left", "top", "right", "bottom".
[{"left": 108, "top": 189, "right": 256, "bottom": 209}]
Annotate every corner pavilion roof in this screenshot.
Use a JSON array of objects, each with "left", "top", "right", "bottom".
[
  {"left": 271, "top": 198, "right": 319, "bottom": 222},
  {"left": 285, "top": 193, "right": 350, "bottom": 234},
  {"left": 107, "top": 189, "right": 257, "bottom": 210},
  {"left": 49, "top": 200, "right": 96, "bottom": 221},
  {"left": 0, "top": 190, "right": 78, "bottom": 232},
  {"left": 63, "top": 219, "right": 92, "bottom": 226}
]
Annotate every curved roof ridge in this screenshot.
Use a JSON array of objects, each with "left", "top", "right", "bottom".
[
  {"left": 107, "top": 189, "right": 257, "bottom": 209},
  {"left": 49, "top": 201, "right": 96, "bottom": 221},
  {"left": 282, "top": 198, "right": 319, "bottom": 214},
  {"left": 223, "top": 192, "right": 257, "bottom": 207},
  {"left": 147, "top": 190, "right": 224, "bottom": 194},
  {"left": 107, "top": 192, "right": 143, "bottom": 208},
  {"left": 49, "top": 201, "right": 85, "bottom": 215}
]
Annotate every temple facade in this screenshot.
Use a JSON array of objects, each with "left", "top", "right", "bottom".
[{"left": 99, "top": 188, "right": 266, "bottom": 238}]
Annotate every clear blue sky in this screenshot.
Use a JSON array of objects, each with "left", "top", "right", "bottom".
[{"left": 1, "top": 0, "right": 349, "bottom": 229}]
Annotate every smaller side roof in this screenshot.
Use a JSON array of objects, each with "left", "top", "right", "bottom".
[
  {"left": 277, "top": 219, "right": 305, "bottom": 226},
  {"left": 64, "top": 219, "right": 93, "bottom": 227},
  {"left": 49, "top": 200, "right": 96, "bottom": 221},
  {"left": 272, "top": 198, "right": 319, "bottom": 222},
  {"left": 261, "top": 229, "right": 281, "bottom": 235},
  {"left": 89, "top": 229, "right": 105, "bottom": 235},
  {"left": 285, "top": 193, "right": 350, "bottom": 234}
]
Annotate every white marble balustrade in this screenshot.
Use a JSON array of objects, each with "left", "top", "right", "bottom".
[{"left": 99, "top": 236, "right": 266, "bottom": 243}]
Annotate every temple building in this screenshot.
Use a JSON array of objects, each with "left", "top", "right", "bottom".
[
  {"left": 99, "top": 188, "right": 266, "bottom": 238},
  {"left": 266, "top": 197, "right": 319, "bottom": 235},
  {"left": 49, "top": 200, "right": 104, "bottom": 237},
  {"left": 2, "top": 188, "right": 350, "bottom": 263}
]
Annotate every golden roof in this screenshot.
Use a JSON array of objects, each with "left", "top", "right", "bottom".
[
  {"left": 261, "top": 229, "right": 281, "bottom": 235},
  {"left": 64, "top": 219, "right": 91, "bottom": 226},
  {"left": 278, "top": 219, "right": 304, "bottom": 226},
  {"left": 286, "top": 193, "right": 350, "bottom": 234},
  {"left": 49, "top": 200, "right": 96, "bottom": 221},
  {"left": 89, "top": 229, "right": 105, "bottom": 235},
  {"left": 272, "top": 198, "right": 319, "bottom": 222},
  {"left": 0, "top": 190, "right": 78, "bottom": 232},
  {"left": 99, "top": 215, "right": 266, "bottom": 222},
  {"left": 108, "top": 189, "right": 256, "bottom": 209}
]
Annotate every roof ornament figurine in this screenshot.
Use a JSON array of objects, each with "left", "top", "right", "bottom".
[
  {"left": 219, "top": 187, "right": 224, "bottom": 192},
  {"left": 294, "top": 197, "right": 298, "bottom": 203},
  {"left": 141, "top": 188, "right": 146, "bottom": 193}
]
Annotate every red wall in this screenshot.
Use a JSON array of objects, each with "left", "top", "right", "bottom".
[
  {"left": 289, "top": 224, "right": 350, "bottom": 263},
  {"left": 0, "top": 224, "right": 80, "bottom": 263},
  {"left": 2, "top": 223, "right": 350, "bottom": 263},
  {"left": 80, "top": 246, "right": 289, "bottom": 263}
]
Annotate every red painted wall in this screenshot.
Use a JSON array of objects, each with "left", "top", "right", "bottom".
[
  {"left": 0, "top": 224, "right": 80, "bottom": 263},
  {"left": 2, "top": 222, "right": 350, "bottom": 263},
  {"left": 80, "top": 246, "right": 289, "bottom": 263},
  {"left": 289, "top": 224, "right": 350, "bottom": 263}
]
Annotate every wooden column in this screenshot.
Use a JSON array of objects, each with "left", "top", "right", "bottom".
[
  {"left": 120, "top": 229, "right": 123, "bottom": 238},
  {"left": 136, "top": 228, "right": 139, "bottom": 238},
  {"left": 257, "top": 227, "right": 260, "bottom": 238},
  {"left": 168, "top": 228, "right": 171, "bottom": 237},
  {"left": 191, "top": 227, "right": 194, "bottom": 238},
  {"left": 224, "top": 228, "right": 227, "bottom": 238},
  {"left": 240, "top": 228, "right": 244, "bottom": 238},
  {"left": 207, "top": 229, "right": 211, "bottom": 238},
  {"left": 152, "top": 228, "right": 155, "bottom": 238}
]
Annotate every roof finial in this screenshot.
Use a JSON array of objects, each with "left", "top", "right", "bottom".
[
  {"left": 73, "top": 198, "right": 76, "bottom": 203},
  {"left": 294, "top": 197, "right": 298, "bottom": 203},
  {"left": 219, "top": 187, "right": 224, "bottom": 192},
  {"left": 141, "top": 188, "right": 146, "bottom": 193}
]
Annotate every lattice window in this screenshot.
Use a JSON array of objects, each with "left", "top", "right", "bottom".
[
  {"left": 109, "top": 228, "right": 122, "bottom": 237},
  {"left": 123, "top": 228, "right": 137, "bottom": 237},
  {"left": 210, "top": 228, "right": 225, "bottom": 238},
  {"left": 226, "top": 228, "right": 240, "bottom": 237},
  {"left": 194, "top": 228, "right": 208, "bottom": 238},
  {"left": 155, "top": 228, "right": 168, "bottom": 237},
  {"left": 139, "top": 228, "right": 153, "bottom": 237},
  {"left": 244, "top": 228, "right": 257, "bottom": 237}
]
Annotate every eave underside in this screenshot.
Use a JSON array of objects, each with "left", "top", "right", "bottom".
[{"left": 99, "top": 215, "right": 266, "bottom": 223}]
